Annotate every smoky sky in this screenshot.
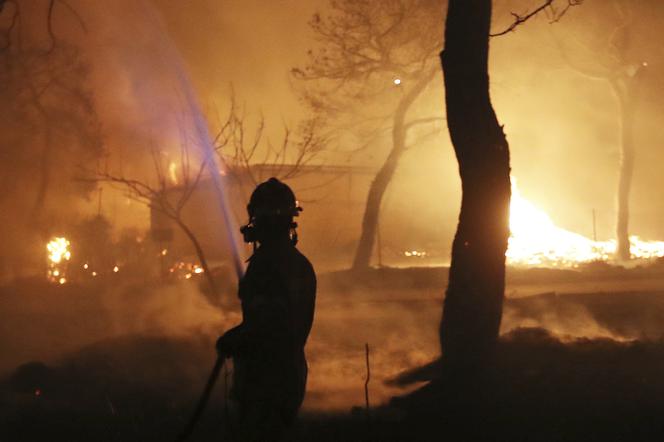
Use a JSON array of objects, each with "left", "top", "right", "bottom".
[{"left": 13, "top": 0, "right": 664, "bottom": 250}]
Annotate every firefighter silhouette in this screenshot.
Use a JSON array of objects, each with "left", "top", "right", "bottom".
[{"left": 216, "top": 177, "right": 316, "bottom": 441}]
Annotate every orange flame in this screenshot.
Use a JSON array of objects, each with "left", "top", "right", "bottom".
[{"left": 507, "top": 178, "right": 664, "bottom": 266}]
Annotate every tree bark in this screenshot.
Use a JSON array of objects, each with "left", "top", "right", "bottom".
[
  {"left": 352, "top": 66, "right": 437, "bottom": 271},
  {"left": 439, "top": 0, "right": 511, "bottom": 369}
]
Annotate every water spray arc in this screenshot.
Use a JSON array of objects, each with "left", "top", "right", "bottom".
[
  {"left": 136, "top": 0, "right": 245, "bottom": 281},
  {"left": 134, "top": 3, "right": 244, "bottom": 440}
]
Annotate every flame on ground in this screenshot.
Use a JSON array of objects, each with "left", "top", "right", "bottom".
[
  {"left": 47, "top": 237, "right": 71, "bottom": 284},
  {"left": 507, "top": 178, "right": 664, "bottom": 267},
  {"left": 169, "top": 261, "right": 205, "bottom": 280}
]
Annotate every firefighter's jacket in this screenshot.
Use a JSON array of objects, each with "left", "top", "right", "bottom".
[{"left": 223, "top": 238, "right": 316, "bottom": 421}]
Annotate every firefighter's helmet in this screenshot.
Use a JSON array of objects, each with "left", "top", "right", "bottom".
[{"left": 241, "top": 178, "right": 302, "bottom": 244}]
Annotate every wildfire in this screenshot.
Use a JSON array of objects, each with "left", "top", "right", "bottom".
[
  {"left": 47, "top": 237, "right": 71, "bottom": 284},
  {"left": 169, "top": 261, "right": 205, "bottom": 280},
  {"left": 404, "top": 250, "right": 427, "bottom": 258},
  {"left": 507, "top": 179, "right": 664, "bottom": 266}
]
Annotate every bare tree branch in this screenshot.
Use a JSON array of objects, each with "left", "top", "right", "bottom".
[
  {"left": 93, "top": 136, "right": 221, "bottom": 296},
  {"left": 0, "top": 1, "right": 19, "bottom": 51},
  {"left": 45, "top": 0, "right": 56, "bottom": 54},
  {"left": 212, "top": 95, "right": 327, "bottom": 197},
  {"left": 490, "top": 0, "right": 583, "bottom": 37},
  {"left": 0, "top": 0, "right": 87, "bottom": 53}
]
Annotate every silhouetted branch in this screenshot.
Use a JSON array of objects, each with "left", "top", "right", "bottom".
[
  {"left": 46, "top": 0, "right": 56, "bottom": 53},
  {"left": 55, "top": 0, "right": 87, "bottom": 32},
  {"left": 212, "top": 96, "right": 326, "bottom": 193},
  {"left": 93, "top": 139, "right": 219, "bottom": 295},
  {"left": 403, "top": 117, "right": 444, "bottom": 133},
  {"left": 490, "top": 0, "right": 583, "bottom": 37},
  {"left": 550, "top": 1, "right": 638, "bottom": 81},
  {"left": 0, "top": 0, "right": 87, "bottom": 53},
  {"left": 0, "top": 0, "right": 18, "bottom": 50}
]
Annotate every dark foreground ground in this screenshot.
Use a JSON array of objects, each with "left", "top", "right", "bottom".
[
  {"left": 2, "top": 264, "right": 664, "bottom": 441},
  {"left": 3, "top": 328, "right": 664, "bottom": 441}
]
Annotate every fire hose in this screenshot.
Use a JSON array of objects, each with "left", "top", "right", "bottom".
[{"left": 174, "top": 354, "right": 225, "bottom": 442}]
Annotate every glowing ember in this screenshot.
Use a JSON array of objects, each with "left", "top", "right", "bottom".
[
  {"left": 404, "top": 250, "right": 427, "bottom": 258},
  {"left": 169, "top": 261, "right": 205, "bottom": 280},
  {"left": 47, "top": 237, "right": 71, "bottom": 284},
  {"left": 113, "top": 266, "right": 119, "bottom": 273},
  {"left": 507, "top": 178, "right": 664, "bottom": 266},
  {"left": 47, "top": 237, "right": 71, "bottom": 264},
  {"left": 168, "top": 161, "right": 179, "bottom": 185}
]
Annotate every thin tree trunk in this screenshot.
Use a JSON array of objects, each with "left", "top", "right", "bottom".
[
  {"left": 31, "top": 126, "right": 53, "bottom": 224},
  {"left": 26, "top": 84, "right": 53, "bottom": 227},
  {"left": 439, "top": 0, "right": 511, "bottom": 369},
  {"left": 612, "top": 79, "right": 638, "bottom": 262},
  {"left": 176, "top": 219, "right": 219, "bottom": 299},
  {"left": 615, "top": 87, "right": 634, "bottom": 261},
  {"left": 352, "top": 67, "right": 437, "bottom": 271}
]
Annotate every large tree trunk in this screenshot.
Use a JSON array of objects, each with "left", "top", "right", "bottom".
[
  {"left": 352, "top": 67, "right": 437, "bottom": 271},
  {"left": 439, "top": 0, "right": 511, "bottom": 369}
]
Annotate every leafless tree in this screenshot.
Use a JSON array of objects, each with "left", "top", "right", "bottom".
[
  {"left": 95, "top": 140, "right": 218, "bottom": 296},
  {"left": 0, "top": 0, "right": 99, "bottom": 224},
  {"left": 490, "top": 0, "right": 583, "bottom": 37},
  {"left": 294, "top": 0, "right": 445, "bottom": 271},
  {"left": 212, "top": 96, "right": 327, "bottom": 202},
  {"left": 0, "top": 0, "right": 101, "bottom": 277},
  {"left": 294, "top": 0, "right": 582, "bottom": 271},
  {"left": 96, "top": 100, "right": 327, "bottom": 299},
  {"left": 552, "top": 0, "right": 648, "bottom": 261}
]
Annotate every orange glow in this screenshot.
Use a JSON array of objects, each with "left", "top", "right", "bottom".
[
  {"left": 507, "top": 178, "right": 664, "bottom": 266},
  {"left": 404, "top": 250, "right": 427, "bottom": 258},
  {"left": 47, "top": 237, "right": 71, "bottom": 264},
  {"left": 169, "top": 261, "right": 205, "bottom": 280},
  {"left": 47, "top": 237, "right": 71, "bottom": 284}
]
